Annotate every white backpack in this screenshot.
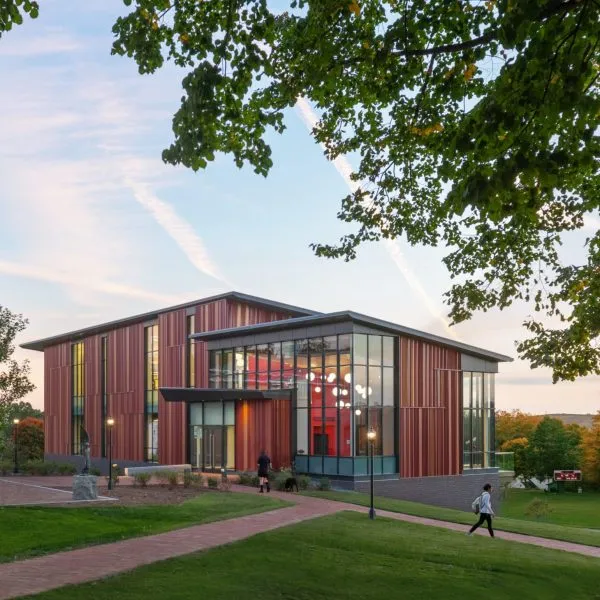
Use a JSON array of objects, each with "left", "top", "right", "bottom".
[{"left": 471, "top": 495, "right": 482, "bottom": 514}]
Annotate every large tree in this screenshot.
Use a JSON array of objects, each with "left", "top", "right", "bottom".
[
  {"left": 0, "top": 306, "right": 35, "bottom": 409},
  {"left": 4, "top": 1, "right": 600, "bottom": 381},
  {"left": 0, "top": 1, "right": 38, "bottom": 37}
]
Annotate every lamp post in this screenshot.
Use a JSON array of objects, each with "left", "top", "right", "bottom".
[
  {"left": 13, "top": 418, "right": 20, "bottom": 474},
  {"left": 367, "top": 429, "right": 376, "bottom": 520},
  {"left": 106, "top": 417, "right": 115, "bottom": 490}
]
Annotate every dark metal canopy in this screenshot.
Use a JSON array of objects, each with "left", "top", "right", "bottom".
[{"left": 159, "top": 387, "right": 293, "bottom": 403}]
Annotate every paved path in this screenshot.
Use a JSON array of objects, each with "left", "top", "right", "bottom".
[
  {"left": 0, "top": 487, "right": 598, "bottom": 599},
  {"left": 0, "top": 478, "right": 113, "bottom": 506}
]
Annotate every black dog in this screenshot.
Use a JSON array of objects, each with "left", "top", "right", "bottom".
[{"left": 284, "top": 477, "right": 299, "bottom": 492}]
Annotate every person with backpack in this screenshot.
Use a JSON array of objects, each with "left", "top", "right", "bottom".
[
  {"left": 467, "top": 483, "right": 495, "bottom": 537},
  {"left": 257, "top": 449, "right": 271, "bottom": 493}
]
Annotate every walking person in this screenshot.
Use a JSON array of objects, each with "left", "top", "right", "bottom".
[
  {"left": 257, "top": 449, "right": 271, "bottom": 493},
  {"left": 467, "top": 483, "right": 495, "bottom": 537}
]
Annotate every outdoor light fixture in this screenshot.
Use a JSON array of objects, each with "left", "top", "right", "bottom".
[
  {"left": 367, "top": 429, "right": 377, "bottom": 520},
  {"left": 107, "top": 417, "right": 115, "bottom": 491},
  {"left": 355, "top": 409, "right": 362, "bottom": 416},
  {"left": 12, "top": 418, "right": 20, "bottom": 474}
]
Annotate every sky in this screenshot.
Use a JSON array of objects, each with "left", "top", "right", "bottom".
[{"left": 1, "top": 0, "right": 598, "bottom": 415}]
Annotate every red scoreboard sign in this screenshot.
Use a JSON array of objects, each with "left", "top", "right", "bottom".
[{"left": 553, "top": 470, "right": 582, "bottom": 482}]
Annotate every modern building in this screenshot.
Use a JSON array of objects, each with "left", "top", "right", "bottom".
[{"left": 22, "top": 291, "right": 511, "bottom": 507}]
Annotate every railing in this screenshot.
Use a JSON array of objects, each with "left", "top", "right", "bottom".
[{"left": 494, "top": 452, "right": 515, "bottom": 472}]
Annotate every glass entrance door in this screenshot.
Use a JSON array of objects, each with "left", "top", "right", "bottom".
[{"left": 203, "top": 426, "right": 224, "bottom": 472}]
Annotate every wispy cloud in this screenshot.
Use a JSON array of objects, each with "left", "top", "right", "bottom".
[
  {"left": 1, "top": 31, "right": 81, "bottom": 57},
  {"left": 0, "top": 259, "right": 182, "bottom": 305},
  {"left": 295, "top": 97, "right": 458, "bottom": 339}
]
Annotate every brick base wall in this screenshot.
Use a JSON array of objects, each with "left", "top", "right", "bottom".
[{"left": 354, "top": 471, "right": 501, "bottom": 513}]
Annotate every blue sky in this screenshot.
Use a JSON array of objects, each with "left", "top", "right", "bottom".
[{"left": 1, "top": 0, "right": 598, "bottom": 414}]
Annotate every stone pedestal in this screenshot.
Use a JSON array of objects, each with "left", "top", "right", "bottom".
[{"left": 72, "top": 475, "right": 98, "bottom": 500}]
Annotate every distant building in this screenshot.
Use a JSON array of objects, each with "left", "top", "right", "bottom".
[{"left": 22, "top": 291, "right": 511, "bottom": 508}]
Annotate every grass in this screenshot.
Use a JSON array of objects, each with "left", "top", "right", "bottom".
[
  {"left": 500, "top": 489, "right": 600, "bottom": 528},
  {"left": 0, "top": 492, "right": 287, "bottom": 563},
  {"left": 302, "top": 490, "right": 600, "bottom": 547},
  {"left": 30, "top": 512, "right": 600, "bottom": 600}
]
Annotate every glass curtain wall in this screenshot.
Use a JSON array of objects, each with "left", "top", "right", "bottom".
[
  {"left": 71, "top": 342, "right": 85, "bottom": 455},
  {"left": 462, "top": 372, "right": 495, "bottom": 468},
  {"left": 208, "top": 333, "right": 397, "bottom": 475},
  {"left": 144, "top": 324, "right": 159, "bottom": 462}
]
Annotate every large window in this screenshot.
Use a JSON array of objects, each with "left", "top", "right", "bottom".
[
  {"left": 187, "top": 315, "right": 195, "bottom": 387},
  {"left": 208, "top": 333, "right": 397, "bottom": 472},
  {"left": 101, "top": 337, "right": 108, "bottom": 457},
  {"left": 144, "top": 324, "right": 159, "bottom": 462},
  {"left": 463, "top": 372, "right": 495, "bottom": 468},
  {"left": 71, "top": 342, "right": 85, "bottom": 455}
]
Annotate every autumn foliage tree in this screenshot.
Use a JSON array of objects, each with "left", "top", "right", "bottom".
[
  {"left": 495, "top": 410, "right": 541, "bottom": 449},
  {"left": 15, "top": 417, "right": 44, "bottom": 462},
  {"left": 581, "top": 412, "right": 600, "bottom": 486}
]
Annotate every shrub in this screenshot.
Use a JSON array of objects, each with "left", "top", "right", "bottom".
[
  {"left": 58, "top": 463, "right": 77, "bottom": 475},
  {"left": 297, "top": 475, "right": 311, "bottom": 490},
  {"left": 14, "top": 417, "right": 44, "bottom": 462},
  {"left": 238, "top": 471, "right": 259, "bottom": 487},
  {"left": 193, "top": 473, "right": 204, "bottom": 487},
  {"left": 525, "top": 498, "right": 553, "bottom": 520},
  {"left": 0, "top": 460, "right": 11, "bottom": 475},
  {"left": 207, "top": 477, "right": 219, "bottom": 489},
  {"left": 22, "top": 460, "right": 50, "bottom": 475},
  {"left": 167, "top": 471, "right": 179, "bottom": 490},
  {"left": 272, "top": 470, "right": 292, "bottom": 491},
  {"left": 135, "top": 472, "right": 152, "bottom": 488},
  {"left": 219, "top": 479, "right": 232, "bottom": 492},
  {"left": 317, "top": 477, "right": 331, "bottom": 491},
  {"left": 183, "top": 471, "right": 193, "bottom": 488},
  {"left": 90, "top": 467, "right": 102, "bottom": 476}
]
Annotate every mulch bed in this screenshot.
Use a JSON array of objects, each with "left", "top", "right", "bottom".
[{"left": 51, "top": 484, "right": 222, "bottom": 507}]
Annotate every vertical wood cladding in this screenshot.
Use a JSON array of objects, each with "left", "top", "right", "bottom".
[
  {"left": 235, "top": 397, "right": 291, "bottom": 471},
  {"left": 399, "top": 337, "right": 461, "bottom": 477},
  {"left": 43, "top": 343, "right": 71, "bottom": 455},
  {"left": 43, "top": 297, "right": 297, "bottom": 464},
  {"left": 106, "top": 323, "right": 145, "bottom": 462}
]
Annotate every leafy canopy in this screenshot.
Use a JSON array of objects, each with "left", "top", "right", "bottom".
[
  {"left": 4, "top": 1, "right": 600, "bottom": 381},
  {"left": 0, "top": 0, "right": 39, "bottom": 37},
  {"left": 109, "top": 0, "right": 600, "bottom": 382},
  {"left": 0, "top": 306, "right": 35, "bottom": 407}
]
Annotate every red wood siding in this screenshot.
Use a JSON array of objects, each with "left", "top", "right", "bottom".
[
  {"left": 235, "top": 398, "right": 291, "bottom": 471},
  {"left": 158, "top": 309, "right": 187, "bottom": 465},
  {"left": 106, "top": 324, "right": 145, "bottom": 462},
  {"left": 44, "top": 343, "right": 71, "bottom": 455},
  {"left": 399, "top": 337, "right": 461, "bottom": 477}
]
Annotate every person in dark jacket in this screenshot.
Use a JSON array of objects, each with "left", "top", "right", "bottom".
[{"left": 257, "top": 450, "right": 271, "bottom": 493}]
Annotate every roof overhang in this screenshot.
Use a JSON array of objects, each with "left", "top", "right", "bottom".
[
  {"left": 20, "top": 291, "right": 318, "bottom": 352},
  {"left": 192, "top": 311, "right": 513, "bottom": 363},
  {"left": 160, "top": 387, "right": 294, "bottom": 403}
]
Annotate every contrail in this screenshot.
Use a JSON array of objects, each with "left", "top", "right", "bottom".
[
  {"left": 295, "top": 97, "right": 458, "bottom": 338},
  {"left": 125, "top": 176, "right": 232, "bottom": 286}
]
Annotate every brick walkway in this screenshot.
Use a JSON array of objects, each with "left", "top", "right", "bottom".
[
  {"left": 0, "top": 487, "right": 598, "bottom": 599},
  {"left": 0, "top": 478, "right": 114, "bottom": 506}
]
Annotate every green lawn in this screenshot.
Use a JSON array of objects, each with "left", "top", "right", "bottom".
[
  {"left": 30, "top": 512, "right": 600, "bottom": 600},
  {"left": 303, "top": 490, "right": 600, "bottom": 547},
  {"left": 501, "top": 489, "right": 600, "bottom": 528},
  {"left": 0, "top": 492, "right": 287, "bottom": 563}
]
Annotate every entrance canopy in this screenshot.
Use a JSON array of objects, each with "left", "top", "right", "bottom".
[{"left": 160, "top": 387, "right": 293, "bottom": 403}]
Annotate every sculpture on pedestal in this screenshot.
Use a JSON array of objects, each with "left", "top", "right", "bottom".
[{"left": 80, "top": 428, "right": 91, "bottom": 474}]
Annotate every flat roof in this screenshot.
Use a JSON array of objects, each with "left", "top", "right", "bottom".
[
  {"left": 20, "top": 291, "right": 318, "bottom": 352},
  {"left": 192, "top": 311, "right": 513, "bottom": 363}
]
